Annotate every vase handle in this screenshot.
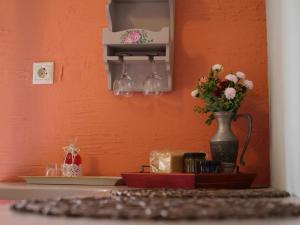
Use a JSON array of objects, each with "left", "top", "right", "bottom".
[{"left": 234, "top": 113, "right": 253, "bottom": 166}]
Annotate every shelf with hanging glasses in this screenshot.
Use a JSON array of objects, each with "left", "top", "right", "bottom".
[{"left": 103, "top": 0, "right": 175, "bottom": 96}]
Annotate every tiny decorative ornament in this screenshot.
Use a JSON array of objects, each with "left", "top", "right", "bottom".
[
  {"left": 191, "top": 65, "right": 254, "bottom": 172},
  {"left": 62, "top": 139, "right": 82, "bottom": 177}
]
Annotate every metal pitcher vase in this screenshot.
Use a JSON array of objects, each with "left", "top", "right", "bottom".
[{"left": 210, "top": 111, "right": 253, "bottom": 172}]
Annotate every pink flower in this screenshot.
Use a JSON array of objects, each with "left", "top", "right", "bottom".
[
  {"left": 126, "top": 31, "right": 142, "bottom": 43},
  {"left": 224, "top": 87, "right": 236, "bottom": 100},
  {"left": 243, "top": 80, "right": 254, "bottom": 90},
  {"left": 225, "top": 74, "right": 238, "bottom": 84},
  {"left": 124, "top": 37, "right": 133, "bottom": 44},
  {"left": 236, "top": 71, "right": 246, "bottom": 79}
]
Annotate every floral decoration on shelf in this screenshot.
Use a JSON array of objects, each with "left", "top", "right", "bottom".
[
  {"left": 191, "top": 64, "right": 254, "bottom": 125},
  {"left": 121, "top": 29, "right": 154, "bottom": 44}
]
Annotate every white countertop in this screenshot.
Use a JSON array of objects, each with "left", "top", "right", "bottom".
[{"left": 0, "top": 182, "right": 126, "bottom": 200}]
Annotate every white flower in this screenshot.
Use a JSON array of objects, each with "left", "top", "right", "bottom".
[
  {"left": 243, "top": 80, "right": 254, "bottom": 90},
  {"left": 236, "top": 71, "right": 246, "bottom": 79},
  {"left": 191, "top": 89, "right": 200, "bottom": 98},
  {"left": 224, "top": 87, "right": 236, "bottom": 100},
  {"left": 225, "top": 74, "right": 238, "bottom": 84},
  {"left": 212, "top": 64, "right": 223, "bottom": 72}
]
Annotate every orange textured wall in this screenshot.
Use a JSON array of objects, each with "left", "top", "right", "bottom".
[{"left": 0, "top": 0, "right": 269, "bottom": 186}]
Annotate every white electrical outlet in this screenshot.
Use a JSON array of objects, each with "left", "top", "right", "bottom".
[{"left": 32, "top": 62, "right": 54, "bottom": 84}]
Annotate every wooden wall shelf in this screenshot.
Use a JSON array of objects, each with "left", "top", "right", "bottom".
[{"left": 102, "top": 0, "right": 175, "bottom": 92}]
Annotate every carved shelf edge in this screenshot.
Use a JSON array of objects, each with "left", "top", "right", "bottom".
[
  {"left": 103, "top": 27, "right": 169, "bottom": 45},
  {"left": 102, "top": 0, "right": 175, "bottom": 92}
]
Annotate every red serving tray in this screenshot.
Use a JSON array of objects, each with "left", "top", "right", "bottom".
[{"left": 121, "top": 172, "right": 256, "bottom": 189}]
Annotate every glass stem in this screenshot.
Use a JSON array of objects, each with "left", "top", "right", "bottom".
[
  {"left": 150, "top": 57, "right": 157, "bottom": 77},
  {"left": 121, "top": 57, "right": 127, "bottom": 77}
]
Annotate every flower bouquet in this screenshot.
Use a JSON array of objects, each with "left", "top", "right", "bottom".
[{"left": 191, "top": 64, "right": 254, "bottom": 125}]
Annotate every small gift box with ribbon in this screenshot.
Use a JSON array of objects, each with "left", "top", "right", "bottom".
[{"left": 62, "top": 139, "right": 82, "bottom": 177}]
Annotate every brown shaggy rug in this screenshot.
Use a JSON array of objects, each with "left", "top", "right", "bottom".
[{"left": 11, "top": 189, "right": 300, "bottom": 220}]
